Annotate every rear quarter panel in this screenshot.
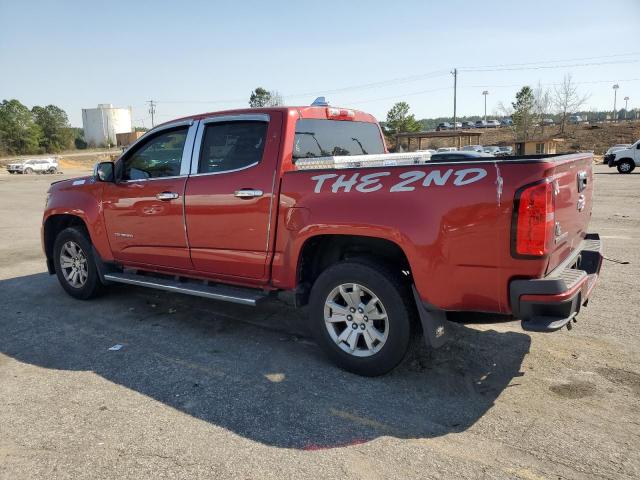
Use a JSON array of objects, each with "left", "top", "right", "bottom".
[{"left": 273, "top": 162, "right": 520, "bottom": 312}]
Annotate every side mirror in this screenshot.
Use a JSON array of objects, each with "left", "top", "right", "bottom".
[{"left": 94, "top": 161, "right": 115, "bottom": 182}]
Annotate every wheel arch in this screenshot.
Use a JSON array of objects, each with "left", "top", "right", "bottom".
[
  {"left": 295, "top": 234, "right": 412, "bottom": 306},
  {"left": 43, "top": 214, "right": 90, "bottom": 274}
]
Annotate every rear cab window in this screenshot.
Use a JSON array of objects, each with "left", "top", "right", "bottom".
[{"left": 293, "top": 119, "right": 384, "bottom": 160}]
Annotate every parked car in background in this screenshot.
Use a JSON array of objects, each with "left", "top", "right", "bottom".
[
  {"left": 483, "top": 146, "right": 501, "bottom": 155},
  {"left": 430, "top": 151, "right": 495, "bottom": 161},
  {"left": 501, "top": 118, "right": 513, "bottom": 127},
  {"left": 605, "top": 139, "right": 640, "bottom": 173},
  {"left": 542, "top": 118, "right": 555, "bottom": 126},
  {"left": 436, "top": 122, "right": 452, "bottom": 131},
  {"left": 486, "top": 120, "right": 501, "bottom": 128},
  {"left": 605, "top": 144, "right": 631, "bottom": 156},
  {"left": 451, "top": 122, "right": 462, "bottom": 129},
  {"left": 461, "top": 121, "right": 476, "bottom": 129},
  {"left": 474, "top": 120, "right": 488, "bottom": 128},
  {"left": 569, "top": 115, "right": 584, "bottom": 124},
  {"left": 497, "top": 146, "right": 513, "bottom": 156},
  {"left": 416, "top": 149, "right": 437, "bottom": 155},
  {"left": 6, "top": 157, "right": 58, "bottom": 174},
  {"left": 436, "top": 147, "right": 458, "bottom": 153},
  {"left": 461, "top": 145, "right": 484, "bottom": 152}
]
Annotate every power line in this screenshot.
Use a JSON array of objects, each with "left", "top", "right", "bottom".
[
  {"left": 457, "top": 52, "right": 639, "bottom": 71},
  {"left": 459, "top": 59, "right": 639, "bottom": 73},
  {"left": 144, "top": 53, "right": 640, "bottom": 109}
]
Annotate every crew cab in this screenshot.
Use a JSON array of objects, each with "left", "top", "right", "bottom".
[
  {"left": 604, "top": 139, "right": 640, "bottom": 173},
  {"left": 42, "top": 105, "right": 603, "bottom": 376}
]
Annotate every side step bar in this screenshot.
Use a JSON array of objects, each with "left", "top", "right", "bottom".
[{"left": 103, "top": 272, "right": 269, "bottom": 306}]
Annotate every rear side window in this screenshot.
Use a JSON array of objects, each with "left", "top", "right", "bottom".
[
  {"left": 293, "top": 119, "right": 384, "bottom": 160},
  {"left": 198, "top": 121, "right": 268, "bottom": 174}
]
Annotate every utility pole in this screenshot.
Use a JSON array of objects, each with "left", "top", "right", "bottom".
[
  {"left": 624, "top": 96, "right": 629, "bottom": 120},
  {"left": 482, "top": 90, "right": 489, "bottom": 123},
  {"left": 452, "top": 68, "right": 457, "bottom": 131},
  {"left": 148, "top": 100, "right": 156, "bottom": 128},
  {"left": 612, "top": 84, "right": 619, "bottom": 123}
]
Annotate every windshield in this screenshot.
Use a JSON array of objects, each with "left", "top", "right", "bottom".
[{"left": 293, "top": 119, "right": 384, "bottom": 159}]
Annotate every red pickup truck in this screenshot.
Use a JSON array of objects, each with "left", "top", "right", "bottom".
[{"left": 42, "top": 105, "right": 602, "bottom": 376}]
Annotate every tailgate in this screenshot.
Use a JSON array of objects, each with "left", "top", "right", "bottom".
[{"left": 546, "top": 154, "right": 594, "bottom": 274}]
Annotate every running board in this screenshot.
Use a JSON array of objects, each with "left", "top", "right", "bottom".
[{"left": 103, "top": 272, "right": 269, "bottom": 306}]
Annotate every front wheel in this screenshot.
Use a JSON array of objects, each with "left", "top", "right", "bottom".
[
  {"left": 308, "top": 261, "right": 415, "bottom": 376},
  {"left": 617, "top": 160, "right": 635, "bottom": 174},
  {"left": 24, "top": 167, "right": 33, "bottom": 174},
  {"left": 53, "top": 227, "right": 104, "bottom": 299}
]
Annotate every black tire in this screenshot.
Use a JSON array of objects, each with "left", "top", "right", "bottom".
[
  {"left": 308, "top": 260, "right": 415, "bottom": 376},
  {"left": 53, "top": 226, "right": 104, "bottom": 299},
  {"left": 24, "top": 167, "right": 33, "bottom": 174},
  {"left": 617, "top": 160, "right": 635, "bottom": 174},
  {"left": 48, "top": 167, "right": 57, "bottom": 174}
]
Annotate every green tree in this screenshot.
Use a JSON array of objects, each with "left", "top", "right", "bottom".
[
  {"left": 249, "top": 87, "right": 283, "bottom": 108},
  {"left": 0, "top": 99, "right": 42, "bottom": 155},
  {"left": 385, "top": 102, "right": 422, "bottom": 135},
  {"left": 512, "top": 87, "right": 535, "bottom": 141},
  {"left": 32, "top": 104, "right": 73, "bottom": 153}
]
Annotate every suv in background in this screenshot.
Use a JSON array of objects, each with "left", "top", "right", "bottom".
[
  {"left": 461, "top": 145, "right": 484, "bottom": 152},
  {"left": 497, "top": 146, "right": 513, "bottom": 156},
  {"left": 461, "top": 121, "right": 475, "bottom": 129},
  {"left": 483, "top": 146, "right": 501, "bottom": 155},
  {"left": 486, "top": 120, "right": 501, "bottom": 128},
  {"left": 6, "top": 157, "right": 59, "bottom": 174},
  {"left": 436, "top": 122, "right": 452, "bottom": 131},
  {"left": 436, "top": 146, "right": 458, "bottom": 152}
]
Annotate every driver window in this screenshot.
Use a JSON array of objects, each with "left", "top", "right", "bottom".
[{"left": 122, "top": 127, "right": 188, "bottom": 180}]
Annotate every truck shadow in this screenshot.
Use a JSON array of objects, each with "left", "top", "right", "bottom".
[{"left": 0, "top": 273, "right": 530, "bottom": 450}]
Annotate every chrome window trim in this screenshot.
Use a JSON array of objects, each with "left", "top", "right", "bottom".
[
  {"left": 117, "top": 121, "right": 199, "bottom": 183},
  {"left": 190, "top": 114, "right": 270, "bottom": 175},
  {"left": 188, "top": 162, "right": 260, "bottom": 178},
  {"left": 201, "top": 113, "right": 270, "bottom": 125}
]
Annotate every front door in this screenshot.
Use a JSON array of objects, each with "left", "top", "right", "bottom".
[
  {"left": 102, "top": 121, "right": 197, "bottom": 270},
  {"left": 184, "top": 113, "right": 282, "bottom": 280}
]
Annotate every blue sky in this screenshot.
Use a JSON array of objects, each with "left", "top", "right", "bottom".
[{"left": 1, "top": 0, "right": 639, "bottom": 127}]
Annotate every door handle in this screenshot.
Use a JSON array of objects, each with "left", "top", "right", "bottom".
[
  {"left": 234, "top": 189, "right": 264, "bottom": 199},
  {"left": 156, "top": 192, "right": 179, "bottom": 201}
]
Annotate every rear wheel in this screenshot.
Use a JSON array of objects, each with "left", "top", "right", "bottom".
[
  {"left": 53, "top": 227, "right": 104, "bottom": 299},
  {"left": 24, "top": 167, "right": 33, "bottom": 174},
  {"left": 48, "top": 167, "right": 57, "bottom": 174},
  {"left": 617, "top": 160, "right": 635, "bottom": 174},
  {"left": 309, "top": 261, "right": 415, "bottom": 376}
]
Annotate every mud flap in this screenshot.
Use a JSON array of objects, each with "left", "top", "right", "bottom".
[{"left": 412, "top": 286, "right": 449, "bottom": 348}]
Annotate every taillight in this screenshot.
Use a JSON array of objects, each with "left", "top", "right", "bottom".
[
  {"left": 514, "top": 181, "right": 555, "bottom": 257},
  {"left": 326, "top": 107, "right": 355, "bottom": 120}
]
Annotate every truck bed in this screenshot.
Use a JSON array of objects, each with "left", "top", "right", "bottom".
[{"left": 275, "top": 152, "right": 594, "bottom": 314}]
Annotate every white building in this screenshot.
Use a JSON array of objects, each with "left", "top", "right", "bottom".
[{"left": 81, "top": 104, "right": 132, "bottom": 147}]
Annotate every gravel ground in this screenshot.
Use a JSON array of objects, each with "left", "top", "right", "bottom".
[{"left": 0, "top": 164, "right": 638, "bottom": 479}]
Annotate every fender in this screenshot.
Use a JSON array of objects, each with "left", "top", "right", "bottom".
[{"left": 43, "top": 177, "right": 114, "bottom": 263}]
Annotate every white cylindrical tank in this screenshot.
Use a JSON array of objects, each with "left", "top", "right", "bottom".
[{"left": 82, "top": 104, "right": 133, "bottom": 147}]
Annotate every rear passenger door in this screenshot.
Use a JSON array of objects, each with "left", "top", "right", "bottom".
[{"left": 184, "top": 113, "right": 283, "bottom": 281}]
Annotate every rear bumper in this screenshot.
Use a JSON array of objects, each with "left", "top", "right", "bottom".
[{"left": 509, "top": 233, "right": 603, "bottom": 332}]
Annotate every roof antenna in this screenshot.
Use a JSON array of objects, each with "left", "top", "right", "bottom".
[{"left": 311, "top": 96, "right": 329, "bottom": 106}]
